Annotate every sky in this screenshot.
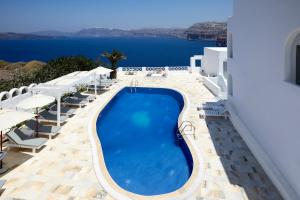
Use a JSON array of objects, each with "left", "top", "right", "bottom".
[{"left": 0, "top": 0, "right": 233, "bottom": 33}]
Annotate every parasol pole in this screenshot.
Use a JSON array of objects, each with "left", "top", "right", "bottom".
[
  {"left": 35, "top": 107, "right": 39, "bottom": 137},
  {"left": 0, "top": 131, "right": 2, "bottom": 169},
  {"left": 94, "top": 73, "right": 97, "bottom": 96}
]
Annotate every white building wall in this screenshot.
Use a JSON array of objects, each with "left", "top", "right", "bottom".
[
  {"left": 227, "top": 1, "right": 300, "bottom": 199},
  {"left": 202, "top": 47, "right": 227, "bottom": 76}
]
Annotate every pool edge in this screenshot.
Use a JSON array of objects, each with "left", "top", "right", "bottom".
[{"left": 87, "top": 86, "right": 204, "bottom": 200}]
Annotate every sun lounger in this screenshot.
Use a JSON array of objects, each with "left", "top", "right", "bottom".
[
  {"left": 24, "top": 119, "right": 60, "bottom": 139},
  {"left": 206, "top": 99, "right": 226, "bottom": 105},
  {"left": 0, "top": 180, "right": 6, "bottom": 189},
  {"left": 73, "top": 92, "right": 95, "bottom": 101},
  {"left": 88, "top": 85, "right": 105, "bottom": 89},
  {"left": 0, "top": 151, "right": 7, "bottom": 172},
  {"left": 111, "top": 79, "right": 118, "bottom": 83},
  {"left": 88, "top": 82, "right": 112, "bottom": 88},
  {"left": 39, "top": 111, "right": 68, "bottom": 124},
  {"left": 198, "top": 104, "right": 224, "bottom": 110},
  {"left": 197, "top": 99, "right": 226, "bottom": 110},
  {"left": 146, "top": 72, "right": 153, "bottom": 77},
  {"left": 199, "top": 107, "right": 229, "bottom": 119},
  {"left": 87, "top": 85, "right": 109, "bottom": 92},
  {"left": 125, "top": 71, "right": 137, "bottom": 75},
  {"left": 49, "top": 105, "right": 76, "bottom": 116},
  {"left": 63, "top": 97, "right": 87, "bottom": 108},
  {"left": 6, "top": 129, "right": 47, "bottom": 153},
  {"left": 0, "top": 151, "right": 6, "bottom": 161}
]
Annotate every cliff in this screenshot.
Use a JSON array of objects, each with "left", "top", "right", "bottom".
[
  {"left": 184, "top": 22, "right": 227, "bottom": 40},
  {"left": 0, "top": 32, "right": 52, "bottom": 40},
  {"left": 0, "top": 22, "right": 227, "bottom": 41}
]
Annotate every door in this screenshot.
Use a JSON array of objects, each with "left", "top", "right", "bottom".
[{"left": 297, "top": 45, "right": 300, "bottom": 85}]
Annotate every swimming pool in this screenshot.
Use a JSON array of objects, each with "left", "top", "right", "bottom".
[{"left": 95, "top": 87, "right": 194, "bottom": 196}]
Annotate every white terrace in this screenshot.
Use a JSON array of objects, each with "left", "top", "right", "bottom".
[{"left": 0, "top": 69, "right": 281, "bottom": 200}]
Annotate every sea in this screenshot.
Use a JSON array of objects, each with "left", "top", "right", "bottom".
[{"left": 0, "top": 37, "right": 217, "bottom": 67}]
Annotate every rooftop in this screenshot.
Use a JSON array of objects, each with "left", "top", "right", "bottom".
[{"left": 206, "top": 47, "right": 227, "bottom": 52}]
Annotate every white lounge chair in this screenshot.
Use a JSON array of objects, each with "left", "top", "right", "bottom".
[
  {"left": 197, "top": 99, "right": 226, "bottom": 110},
  {"left": 63, "top": 97, "right": 87, "bottom": 108},
  {"left": 39, "top": 110, "right": 68, "bottom": 125},
  {"left": 49, "top": 105, "right": 76, "bottom": 116},
  {"left": 72, "top": 92, "right": 95, "bottom": 102},
  {"left": 199, "top": 107, "right": 229, "bottom": 119},
  {"left": 24, "top": 119, "right": 60, "bottom": 139},
  {"left": 87, "top": 84, "right": 110, "bottom": 92},
  {"left": 0, "top": 180, "right": 6, "bottom": 190},
  {"left": 6, "top": 129, "right": 47, "bottom": 153}
]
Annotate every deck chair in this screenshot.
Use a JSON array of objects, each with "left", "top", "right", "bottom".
[
  {"left": 0, "top": 180, "right": 6, "bottom": 190},
  {"left": 197, "top": 99, "right": 227, "bottom": 110},
  {"left": 6, "top": 129, "right": 47, "bottom": 153},
  {"left": 49, "top": 105, "right": 76, "bottom": 116},
  {"left": 39, "top": 110, "right": 68, "bottom": 125},
  {"left": 199, "top": 107, "right": 229, "bottom": 119},
  {"left": 24, "top": 119, "right": 60, "bottom": 139},
  {"left": 63, "top": 97, "right": 87, "bottom": 108},
  {"left": 73, "top": 92, "right": 95, "bottom": 102},
  {"left": 0, "top": 151, "right": 6, "bottom": 160}
]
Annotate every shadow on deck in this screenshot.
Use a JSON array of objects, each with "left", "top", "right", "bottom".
[{"left": 205, "top": 119, "right": 282, "bottom": 200}]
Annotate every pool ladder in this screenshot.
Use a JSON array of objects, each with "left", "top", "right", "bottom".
[
  {"left": 130, "top": 80, "right": 139, "bottom": 93},
  {"left": 176, "top": 121, "right": 196, "bottom": 140}
]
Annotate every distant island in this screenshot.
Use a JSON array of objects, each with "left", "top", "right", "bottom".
[{"left": 0, "top": 22, "right": 226, "bottom": 41}]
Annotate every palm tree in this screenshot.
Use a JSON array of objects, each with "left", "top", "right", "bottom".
[{"left": 101, "top": 50, "right": 126, "bottom": 79}]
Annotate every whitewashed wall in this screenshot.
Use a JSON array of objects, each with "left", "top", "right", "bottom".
[
  {"left": 227, "top": 1, "right": 300, "bottom": 199},
  {"left": 202, "top": 48, "right": 227, "bottom": 76}
]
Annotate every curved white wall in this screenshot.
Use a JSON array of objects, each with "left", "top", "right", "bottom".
[
  {"left": 228, "top": 1, "right": 300, "bottom": 199},
  {"left": 9, "top": 88, "right": 21, "bottom": 98}
]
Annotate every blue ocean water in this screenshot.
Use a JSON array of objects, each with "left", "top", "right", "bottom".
[
  {"left": 96, "top": 87, "right": 193, "bottom": 195},
  {"left": 0, "top": 37, "right": 216, "bottom": 66}
]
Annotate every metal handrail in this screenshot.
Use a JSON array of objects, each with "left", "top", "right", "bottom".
[
  {"left": 178, "top": 121, "right": 193, "bottom": 132},
  {"left": 176, "top": 121, "right": 196, "bottom": 140},
  {"left": 130, "top": 80, "right": 139, "bottom": 93}
]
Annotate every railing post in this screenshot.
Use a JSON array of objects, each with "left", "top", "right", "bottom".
[{"left": 56, "top": 95, "right": 61, "bottom": 127}]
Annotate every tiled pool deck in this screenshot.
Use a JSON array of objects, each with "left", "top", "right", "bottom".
[{"left": 0, "top": 72, "right": 282, "bottom": 200}]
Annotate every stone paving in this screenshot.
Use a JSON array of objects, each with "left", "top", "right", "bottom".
[{"left": 0, "top": 71, "right": 282, "bottom": 200}]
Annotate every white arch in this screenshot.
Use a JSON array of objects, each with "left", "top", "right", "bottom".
[
  {"left": 9, "top": 88, "right": 21, "bottom": 98},
  {"left": 28, "top": 83, "right": 37, "bottom": 89},
  {"left": 0, "top": 91, "right": 11, "bottom": 102},
  {"left": 19, "top": 86, "right": 29, "bottom": 94},
  {"left": 284, "top": 27, "right": 300, "bottom": 83}
]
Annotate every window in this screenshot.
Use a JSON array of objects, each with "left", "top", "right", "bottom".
[
  {"left": 196, "top": 59, "right": 201, "bottom": 67},
  {"left": 228, "top": 33, "right": 233, "bottom": 58},
  {"left": 223, "top": 61, "right": 228, "bottom": 78},
  {"left": 286, "top": 31, "right": 300, "bottom": 85},
  {"left": 297, "top": 45, "right": 300, "bottom": 85},
  {"left": 228, "top": 74, "right": 233, "bottom": 96}
]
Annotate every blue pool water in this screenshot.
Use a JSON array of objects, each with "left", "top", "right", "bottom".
[
  {"left": 0, "top": 37, "right": 216, "bottom": 66},
  {"left": 96, "top": 87, "right": 193, "bottom": 195}
]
